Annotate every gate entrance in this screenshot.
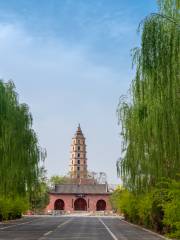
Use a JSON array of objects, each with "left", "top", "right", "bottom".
[
  {"left": 74, "top": 198, "right": 87, "bottom": 211},
  {"left": 96, "top": 200, "right": 106, "bottom": 211},
  {"left": 54, "top": 199, "right": 65, "bottom": 210}
]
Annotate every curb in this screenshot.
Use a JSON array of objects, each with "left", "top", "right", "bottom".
[{"left": 121, "top": 219, "right": 173, "bottom": 240}]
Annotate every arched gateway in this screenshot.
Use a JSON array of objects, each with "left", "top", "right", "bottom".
[
  {"left": 54, "top": 199, "right": 65, "bottom": 210},
  {"left": 96, "top": 200, "right": 106, "bottom": 211},
  {"left": 74, "top": 198, "right": 87, "bottom": 211}
]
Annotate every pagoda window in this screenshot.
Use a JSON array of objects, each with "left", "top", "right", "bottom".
[
  {"left": 77, "top": 166, "right": 80, "bottom": 171},
  {"left": 78, "top": 146, "right": 80, "bottom": 151},
  {"left": 78, "top": 153, "right": 80, "bottom": 157},
  {"left": 78, "top": 160, "right": 80, "bottom": 164}
]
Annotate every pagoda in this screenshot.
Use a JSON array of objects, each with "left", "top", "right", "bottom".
[{"left": 69, "top": 124, "right": 88, "bottom": 179}]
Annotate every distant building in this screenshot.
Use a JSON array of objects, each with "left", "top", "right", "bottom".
[{"left": 46, "top": 125, "right": 112, "bottom": 213}]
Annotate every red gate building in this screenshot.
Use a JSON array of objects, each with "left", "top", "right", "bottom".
[
  {"left": 46, "top": 183, "right": 112, "bottom": 213},
  {"left": 46, "top": 125, "right": 112, "bottom": 213}
]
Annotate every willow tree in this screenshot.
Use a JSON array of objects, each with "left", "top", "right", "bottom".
[
  {"left": 117, "top": 0, "right": 180, "bottom": 191},
  {"left": 0, "top": 80, "right": 45, "bottom": 198}
]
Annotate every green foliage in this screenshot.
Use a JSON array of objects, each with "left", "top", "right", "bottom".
[
  {"left": 29, "top": 167, "right": 49, "bottom": 213},
  {"left": 115, "top": 3, "right": 180, "bottom": 237},
  {"left": 111, "top": 179, "right": 180, "bottom": 237},
  {"left": 111, "top": 189, "right": 139, "bottom": 223},
  {"left": 137, "top": 193, "right": 153, "bottom": 227},
  {"left": 0, "top": 198, "right": 28, "bottom": 221},
  {"left": 0, "top": 80, "right": 46, "bottom": 219},
  {"left": 162, "top": 179, "right": 180, "bottom": 238},
  {"left": 110, "top": 186, "right": 123, "bottom": 213},
  {"left": 49, "top": 175, "right": 72, "bottom": 188},
  {"left": 119, "top": 190, "right": 139, "bottom": 223},
  {"left": 117, "top": 0, "right": 180, "bottom": 191}
]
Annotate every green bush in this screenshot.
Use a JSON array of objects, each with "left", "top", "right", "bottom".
[
  {"left": 137, "top": 193, "right": 153, "bottom": 227},
  {"left": 110, "top": 186, "right": 123, "bottom": 213},
  {"left": 111, "top": 179, "right": 180, "bottom": 238},
  {"left": 0, "top": 197, "right": 28, "bottom": 221},
  {"left": 111, "top": 188, "right": 139, "bottom": 223},
  {"left": 120, "top": 191, "right": 139, "bottom": 223},
  {"left": 162, "top": 180, "right": 180, "bottom": 238},
  {"left": 0, "top": 199, "right": 10, "bottom": 221}
]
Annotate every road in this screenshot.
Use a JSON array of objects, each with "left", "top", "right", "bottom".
[{"left": 0, "top": 216, "right": 166, "bottom": 240}]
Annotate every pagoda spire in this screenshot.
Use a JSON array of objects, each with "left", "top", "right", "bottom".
[{"left": 77, "top": 123, "right": 82, "bottom": 132}]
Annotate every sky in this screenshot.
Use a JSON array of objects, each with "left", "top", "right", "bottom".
[{"left": 0, "top": 0, "right": 157, "bottom": 184}]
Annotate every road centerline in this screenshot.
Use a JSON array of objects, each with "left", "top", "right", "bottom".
[
  {"left": 38, "top": 217, "right": 74, "bottom": 240},
  {"left": 44, "top": 230, "right": 52, "bottom": 236},
  {"left": 98, "top": 218, "right": 118, "bottom": 240},
  {"left": 57, "top": 218, "right": 73, "bottom": 228}
]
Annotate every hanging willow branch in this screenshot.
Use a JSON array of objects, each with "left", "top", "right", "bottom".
[
  {"left": 117, "top": 0, "right": 180, "bottom": 192},
  {"left": 150, "top": 13, "right": 180, "bottom": 26},
  {"left": 0, "top": 80, "right": 45, "bottom": 198}
]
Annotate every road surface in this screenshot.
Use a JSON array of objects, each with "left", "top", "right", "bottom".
[{"left": 0, "top": 216, "right": 167, "bottom": 240}]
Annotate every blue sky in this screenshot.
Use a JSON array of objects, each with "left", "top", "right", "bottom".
[{"left": 0, "top": 0, "right": 157, "bottom": 183}]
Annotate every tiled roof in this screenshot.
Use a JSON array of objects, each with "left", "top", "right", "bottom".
[{"left": 51, "top": 184, "right": 109, "bottom": 194}]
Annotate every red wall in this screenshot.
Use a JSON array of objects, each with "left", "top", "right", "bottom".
[{"left": 46, "top": 194, "right": 112, "bottom": 213}]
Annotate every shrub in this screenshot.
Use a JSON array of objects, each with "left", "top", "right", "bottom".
[
  {"left": 111, "top": 179, "right": 180, "bottom": 238},
  {"left": 162, "top": 179, "right": 180, "bottom": 238},
  {"left": 111, "top": 188, "right": 139, "bottom": 223},
  {"left": 0, "top": 197, "right": 28, "bottom": 221},
  {"left": 137, "top": 193, "right": 153, "bottom": 227}
]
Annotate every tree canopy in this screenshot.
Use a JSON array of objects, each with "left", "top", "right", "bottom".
[
  {"left": 117, "top": 0, "right": 180, "bottom": 192},
  {"left": 114, "top": 1, "right": 180, "bottom": 237},
  {"left": 0, "top": 80, "right": 46, "bottom": 218}
]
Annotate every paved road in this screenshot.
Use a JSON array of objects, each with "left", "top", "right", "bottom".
[{"left": 0, "top": 216, "right": 166, "bottom": 240}]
